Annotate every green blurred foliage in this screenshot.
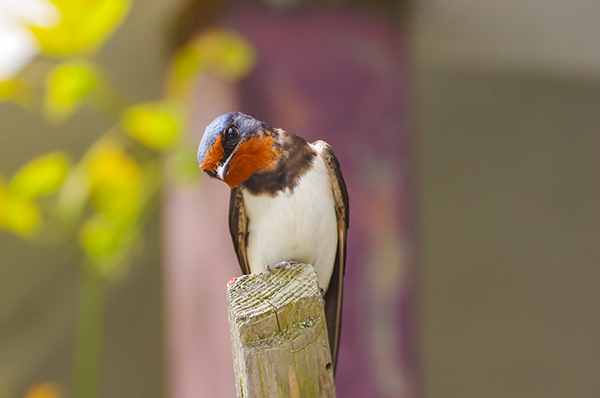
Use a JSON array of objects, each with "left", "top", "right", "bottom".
[
  {"left": 0, "top": 188, "right": 42, "bottom": 236},
  {"left": 3, "top": 0, "right": 256, "bottom": 395},
  {"left": 80, "top": 139, "right": 150, "bottom": 275},
  {"left": 9, "top": 151, "right": 71, "bottom": 199},
  {"left": 79, "top": 212, "right": 139, "bottom": 275},
  {"left": 0, "top": 152, "right": 71, "bottom": 236},
  {"left": 45, "top": 60, "right": 100, "bottom": 121},
  {"left": 121, "top": 102, "right": 184, "bottom": 150},
  {"left": 0, "top": 27, "right": 254, "bottom": 273},
  {"left": 167, "top": 29, "right": 256, "bottom": 98},
  {"left": 199, "top": 30, "right": 256, "bottom": 80}
]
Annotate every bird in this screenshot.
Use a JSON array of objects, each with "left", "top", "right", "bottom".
[{"left": 197, "top": 112, "right": 349, "bottom": 373}]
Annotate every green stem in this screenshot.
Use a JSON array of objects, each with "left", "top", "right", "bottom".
[{"left": 73, "top": 268, "right": 108, "bottom": 398}]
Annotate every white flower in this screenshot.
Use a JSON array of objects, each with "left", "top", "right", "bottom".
[{"left": 0, "top": 0, "right": 59, "bottom": 80}]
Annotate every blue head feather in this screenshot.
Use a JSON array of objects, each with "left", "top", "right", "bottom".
[{"left": 197, "top": 112, "right": 264, "bottom": 165}]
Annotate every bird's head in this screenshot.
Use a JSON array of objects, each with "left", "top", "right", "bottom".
[{"left": 197, "top": 112, "right": 282, "bottom": 188}]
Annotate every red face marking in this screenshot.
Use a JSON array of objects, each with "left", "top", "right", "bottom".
[
  {"left": 199, "top": 135, "right": 224, "bottom": 172},
  {"left": 223, "top": 135, "right": 281, "bottom": 188}
]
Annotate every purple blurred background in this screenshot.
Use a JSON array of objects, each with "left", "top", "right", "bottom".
[{"left": 164, "top": 2, "right": 417, "bottom": 397}]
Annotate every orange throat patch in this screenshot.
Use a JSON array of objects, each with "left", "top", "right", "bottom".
[
  {"left": 199, "top": 135, "right": 224, "bottom": 173},
  {"left": 224, "top": 135, "right": 281, "bottom": 188}
]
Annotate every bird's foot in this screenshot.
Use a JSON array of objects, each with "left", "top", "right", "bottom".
[
  {"left": 320, "top": 287, "right": 326, "bottom": 308},
  {"left": 266, "top": 260, "right": 298, "bottom": 271}
]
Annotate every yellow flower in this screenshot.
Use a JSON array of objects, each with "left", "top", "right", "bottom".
[
  {"left": 30, "top": 0, "right": 131, "bottom": 56},
  {"left": 87, "top": 139, "right": 141, "bottom": 222},
  {"left": 24, "top": 382, "right": 61, "bottom": 398}
]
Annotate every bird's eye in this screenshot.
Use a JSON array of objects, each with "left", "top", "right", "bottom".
[{"left": 226, "top": 126, "right": 239, "bottom": 140}]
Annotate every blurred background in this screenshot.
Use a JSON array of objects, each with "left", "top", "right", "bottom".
[{"left": 1, "top": 0, "right": 599, "bottom": 398}]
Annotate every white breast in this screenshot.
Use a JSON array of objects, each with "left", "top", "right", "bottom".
[{"left": 242, "top": 150, "right": 338, "bottom": 291}]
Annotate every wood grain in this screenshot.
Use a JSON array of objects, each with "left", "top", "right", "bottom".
[{"left": 227, "top": 263, "right": 336, "bottom": 397}]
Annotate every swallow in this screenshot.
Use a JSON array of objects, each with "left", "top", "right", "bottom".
[{"left": 197, "top": 112, "right": 349, "bottom": 373}]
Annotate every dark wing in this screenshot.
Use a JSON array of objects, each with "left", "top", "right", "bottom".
[
  {"left": 314, "top": 140, "right": 349, "bottom": 375},
  {"left": 228, "top": 187, "right": 250, "bottom": 275}
]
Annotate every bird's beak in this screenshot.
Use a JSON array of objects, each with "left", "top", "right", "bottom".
[
  {"left": 215, "top": 143, "right": 240, "bottom": 181},
  {"left": 216, "top": 162, "right": 229, "bottom": 181}
]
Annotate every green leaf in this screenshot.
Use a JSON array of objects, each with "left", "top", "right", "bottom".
[
  {"left": 166, "top": 29, "right": 256, "bottom": 99},
  {"left": 199, "top": 30, "right": 256, "bottom": 81},
  {"left": 79, "top": 213, "right": 122, "bottom": 258},
  {"left": 121, "top": 102, "right": 183, "bottom": 150},
  {"left": 172, "top": 46, "right": 205, "bottom": 86},
  {"left": 167, "top": 46, "right": 206, "bottom": 99},
  {"left": 9, "top": 151, "right": 71, "bottom": 199},
  {"left": 45, "top": 60, "right": 99, "bottom": 121},
  {"left": 79, "top": 213, "right": 139, "bottom": 275},
  {"left": 30, "top": 0, "right": 132, "bottom": 56},
  {"left": 0, "top": 190, "right": 42, "bottom": 236}
]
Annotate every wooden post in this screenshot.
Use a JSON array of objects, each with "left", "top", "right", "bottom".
[{"left": 227, "top": 263, "right": 336, "bottom": 398}]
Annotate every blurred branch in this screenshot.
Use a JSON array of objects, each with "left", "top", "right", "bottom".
[{"left": 73, "top": 268, "right": 107, "bottom": 398}]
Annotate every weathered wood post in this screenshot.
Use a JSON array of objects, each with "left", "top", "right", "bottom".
[{"left": 227, "top": 263, "right": 336, "bottom": 398}]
